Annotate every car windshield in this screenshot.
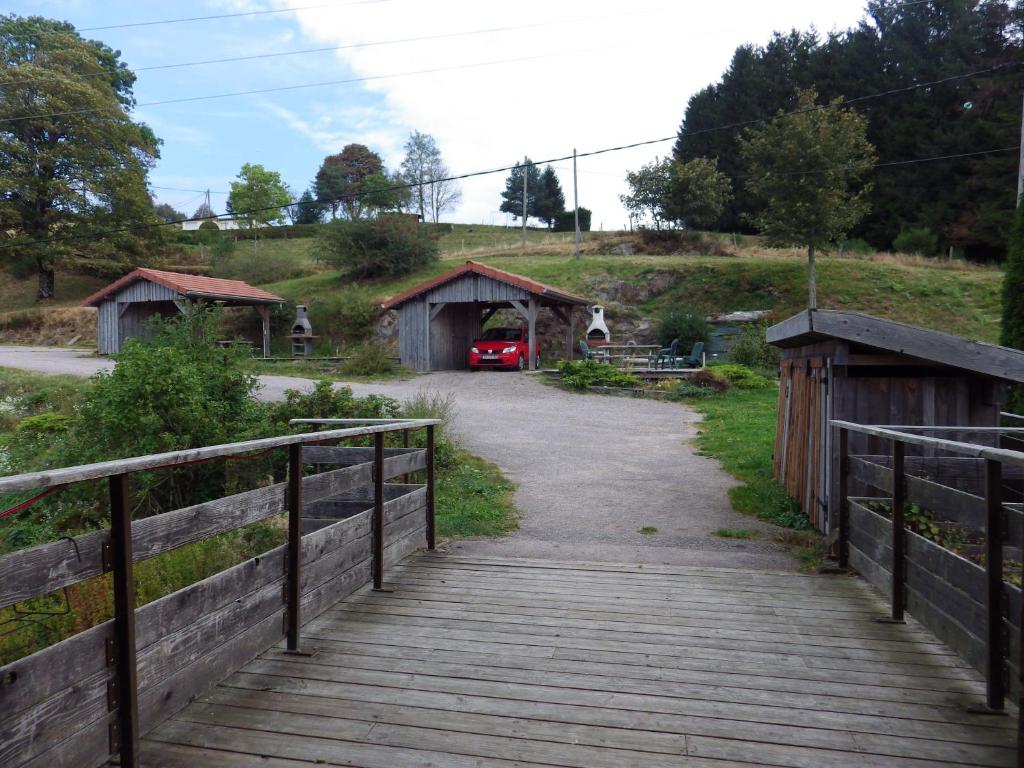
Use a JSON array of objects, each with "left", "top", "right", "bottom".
[{"left": 480, "top": 328, "right": 520, "bottom": 342}]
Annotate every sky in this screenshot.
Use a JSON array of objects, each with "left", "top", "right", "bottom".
[{"left": 16, "top": 0, "right": 868, "bottom": 228}]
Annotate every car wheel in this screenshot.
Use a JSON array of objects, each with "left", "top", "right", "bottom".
[{"left": 516, "top": 355, "right": 525, "bottom": 371}]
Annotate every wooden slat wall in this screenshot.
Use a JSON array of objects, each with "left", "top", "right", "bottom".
[
  {"left": 773, "top": 357, "right": 827, "bottom": 530},
  {"left": 3, "top": 484, "right": 429, "bottom": 768}
]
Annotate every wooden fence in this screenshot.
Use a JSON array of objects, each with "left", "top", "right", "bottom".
[
  {"left": 0, "top": 418, "right": 439, "bottom": 768},
  {"left": 833, "top": 419, "right": 1024, "bottom": 718}
]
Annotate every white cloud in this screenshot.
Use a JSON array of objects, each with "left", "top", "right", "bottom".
[{"left": 273, "top": 0, "right": 866, "bottom": 226}]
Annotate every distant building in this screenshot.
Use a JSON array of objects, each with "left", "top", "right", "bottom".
[{"left": 181, "top": 218, "right": 243, "bottom": 231}]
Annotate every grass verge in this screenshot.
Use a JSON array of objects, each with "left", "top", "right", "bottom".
[
  {"left": 436, "top": 449, "right": 518, "bottom": 539},
  {"left": 683, "top": 386, "right": 828, "bottom": 570}
]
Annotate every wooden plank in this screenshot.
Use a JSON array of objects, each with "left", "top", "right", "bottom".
[
  {"left": 302, "top": 446, "right": 427, "bottom": 478},
  {"left": 239, "top": 657, "right": 1008, "bottom": 745},
  {"left": 0, "top": 420, "right": 437, "bottom": 494}
]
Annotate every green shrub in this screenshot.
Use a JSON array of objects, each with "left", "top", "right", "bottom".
[
  {"left": 267, "top": 379, "right": 400, "bottom": 430},
  {"left": 557, "top": 359, "right": 642, "bottom": 390},
  {"left": 401, "top": 389, "right": 459, "bottom": 468},
  {"left": 726, "top": 323, "right": 780, "bottom": 372},
  {"left": 342, "top": 343, "right": 395, "bottom": 377},
  {"left": 893, "top": 226, "right": 938, "bottom": 255},
  {"left": 317, "top": 218, "right": 440, "bottom": 278},
  {"left": 840, "top": 237, "right": 873, "bottom": 255},
  {"left": 708, "top": 363, "right": 772, "bottom": 389},
  {"left": 657, "top": 306, "right": 710, "bottom": 348},
  {"left": 307, "top": 289, "right": 380, "bottom": 345},
  {"left": 553, "top": 207, "right": 592, "bottom": 232},
  {"left": 674, "top": 382, "right": 719, "bottom": 398}
]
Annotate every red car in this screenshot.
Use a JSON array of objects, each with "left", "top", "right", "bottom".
[{"left": 469, "top": 326, "right": 538, "bottom": 371}]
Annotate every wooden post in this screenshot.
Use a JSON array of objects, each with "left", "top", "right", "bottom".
[
  {"left": 372, "top": 431, "right": 385, "bottom": 590},
  {"left": 838, "top": 427, "right": 849, "bottom": 569},
  {"left": 426, "top": 425, "right": 436, "bottom": 551},
  {"left": 285, "top": 444, "right": 303, "bottom": 651},
  {"left": 402, "top": 428, "right": 410, "bottom": 484},
  {"left": 888, "top": 440, "right": 906, "bottom": 623},
  {"left": 527, "top": 297, "right": 537, "bottom": 371},
  {"left": 108, "top": 473, "right": 140, "bottom": 767},
  {"left": 981, "top": 458, "right": 1007, "bottom": 712},
  {"left": 256, "top": 305, "right": 271, "bottom": 359},
  {"left": 566, "top": 306, "right": 574, "bottom": 361}
]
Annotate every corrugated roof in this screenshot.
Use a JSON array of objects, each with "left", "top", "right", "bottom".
[
  {"left": 767, "top": 309, "right": 1024, "bottom": 384},
  {"left": 381, "top": 261, "right": 590, "bottom": 310},
  {"left": 81, "top": 268, "right": 285, "bottom": 307}
]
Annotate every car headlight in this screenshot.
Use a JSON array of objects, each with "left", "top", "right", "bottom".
[
  {"left": 501, "top": 345, "right": 517, "bottom": 353},
  {"left": 471, "top": 347, "right": 480, "bottom": 353}
]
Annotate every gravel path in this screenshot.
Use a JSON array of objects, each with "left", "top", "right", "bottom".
[{"left": 0, "top": 346, "right": 796, "bottom": 569}]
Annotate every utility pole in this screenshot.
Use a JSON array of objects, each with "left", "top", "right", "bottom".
[
  {"left": 521, "top": 157, "right": 528, "bottom": 250},
  {"left": 1017, "top": 88, "right": 1023, "bottom": 205},
  {"left": 573, "top": 148, "right": 580, "bottom": 260}
]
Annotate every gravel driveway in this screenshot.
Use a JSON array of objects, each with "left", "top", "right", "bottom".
[{"left": 0, "top": 346, "right": 795, "bottom": 569}]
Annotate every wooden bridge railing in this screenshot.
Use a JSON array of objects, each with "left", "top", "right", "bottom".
[
  {"left": 833, "top": 419, "right": 1024, "bottom": 728},
  {"left": 0, "top": 417, "right": 439, "bottom": 768}
]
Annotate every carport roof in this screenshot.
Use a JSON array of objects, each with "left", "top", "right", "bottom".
[
  {"left": 81, "top": 268, "right": 285, "bottom": 307},
  {"left": 381, "top": 261, "right": 590, "bottom": 310}
]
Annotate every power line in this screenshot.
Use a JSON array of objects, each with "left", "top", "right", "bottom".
[
  {"left": 0, "top": 44, "right": 628, "bottom": 123},
  {"left": 2, "top": 139, "right": 1017, "bottom": 253},
  {"left": 6, "top": 10, "right": 659, "bottom": 83},
  {"left": 77, "top": 0, "right": 392, "bottom": 32}
]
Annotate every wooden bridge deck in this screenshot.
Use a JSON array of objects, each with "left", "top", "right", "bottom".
[{"left": 140, "top": 554, "right": 1016, "bottom": 768}]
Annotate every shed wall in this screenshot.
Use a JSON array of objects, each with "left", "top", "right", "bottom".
[
  {"left": 424, "top": 275, "right": 530, "bottom": 304},
  {"left": 773, "top": 343, "right": 1005, "bottom": 532},
  {"left": 97, "top": 301, "right": 119, "bottom": 354},
  {"left": 398, "top": 301, "right": 430, "bottom": 371}
]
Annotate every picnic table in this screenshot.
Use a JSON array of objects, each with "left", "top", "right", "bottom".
[{"left": 593, "top": 343, "right": 661, "bottom": 368}]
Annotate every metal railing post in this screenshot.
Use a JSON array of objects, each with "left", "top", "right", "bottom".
[
  {"left": 838, "top": 427, "right": 849, "bottom": 569},
  {"left": 884, "top": 439, "right": 907, "bottom": 624},
  {"left": 426, "top": 425, "right": 436, "bottom": 551},
  {"left": 373, "top": 431, "right": 386, "bottom": 590},
  {"left": 978, "top": 458, "right": 1007, "bottom": 713},
  {"left": 285, "top": 444, "right": 303, "bottom": 651},
  {"left": 108, "top": 473, "right": 140, "bottom": 767}
]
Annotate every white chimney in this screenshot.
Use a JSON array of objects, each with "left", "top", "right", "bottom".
[{"left": 586, "top": 305, "right": 610, "bottom": 342}]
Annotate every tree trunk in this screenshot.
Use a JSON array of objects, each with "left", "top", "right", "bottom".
[
  {"left": 37, "top": 261, "right": 55, "bottom": 300},
  {"left": 807, "top": 241, "right": 817, "bottom": 309}
]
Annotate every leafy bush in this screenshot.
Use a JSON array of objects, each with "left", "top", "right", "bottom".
[
  {"left": 307, "top": 289, "right": 379, "bottom": 345},
  {"left": 266, "top": 379, "right": 400, "bottom": 430},
  {"left": 893, "top": 226, "right": 938, "bottom": 255},
  {"left": 553, "top": 207, "right": 592, "bottom": 232},
  {"left": 342, "top": 343, "right": 395, "bottom": 377},
  {"left": 674, "top": 382, "right": 719, "bottom": 398},
  {"left": 689, "top": 369, "right": 730, "bottom": 392},
  {"left": 317, "top": 218, "right": 440, "bottom": 278},
  {"left": 708, "top": 363, "right": 772, "bottom": 389},
  {"left": 840, "top": 237, "right": 873, "bottom": 255},
  {"left": 657, "top": 305, "right": 710, "bottom": 348},
  {"left": 726, "top": 323, "right": 780, "bottom": 371},
  {"left": 557, "top": 359, "right": 642, "bottom": 390}
]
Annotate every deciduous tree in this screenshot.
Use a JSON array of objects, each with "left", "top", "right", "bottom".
[
  {"left": 740, "top": 89, "right": 875, "bottom": 307},
  {"left": 154, "top": 203, "right": 186, "bottom": 223},
  {"left": 0, "top": 15, "right": 162, "bottom": 299},
  {"left": 1001, "top": 199, "right": 1024, "bottom": 410},
  {"left": 666, "top": 158, "right": 733, "bottom": 230},
  {"left": 314, "top": 144, "right": 383, "bottom": 220},
  {"left": 400, "top": 131, "right": 461, "bottom": 223},
  {"left": 226, "top": 163, "right": 291, "bottom": 231},
  {"left": 620, "top": 158, "right": 673, "bottom": 230}
]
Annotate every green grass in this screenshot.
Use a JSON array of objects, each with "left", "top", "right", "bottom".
[
  {"left": 436, "top": 449, "right": 518, "bottom": 538},
  {"left": 714, "top": 528, "right": 756, "bottom": 539},
  {"left": 685, "top": 386, "right": 810, "bottom": 530},
  {"left": 637, "top": 526, "right": 659, "bottom": 534},
  {"left": 245, "top": 358, "right": 419, "bottom": 383}
]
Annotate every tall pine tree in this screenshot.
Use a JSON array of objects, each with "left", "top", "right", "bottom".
[
  {"left": 499, "top": 160, "right": 541, "bottom": 222},
  {"left": 534, "top": 166, "right": 566, "bottom": 228}
]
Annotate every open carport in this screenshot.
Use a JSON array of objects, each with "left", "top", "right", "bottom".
[{"left": 382, "top": 261, "right": 590, "bottom": 371}]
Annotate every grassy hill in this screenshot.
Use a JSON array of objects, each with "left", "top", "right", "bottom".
[{"left": 0, "top": 226, "right": 1005, "bottom": 347}]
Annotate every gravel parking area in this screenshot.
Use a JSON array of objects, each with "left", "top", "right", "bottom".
[{"left": 0, "top": 347, "right": 796, "bottom": 569}]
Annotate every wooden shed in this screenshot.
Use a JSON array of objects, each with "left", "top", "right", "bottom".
[
  {"left": 767, "top": 309, "right": 1024, "bottom": 532},
  {"left": 382, "top": 261, "right": 591, "bottom": 371},
  {"left": 82, "top": 268, "right": 285, "bottom": 356}
]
